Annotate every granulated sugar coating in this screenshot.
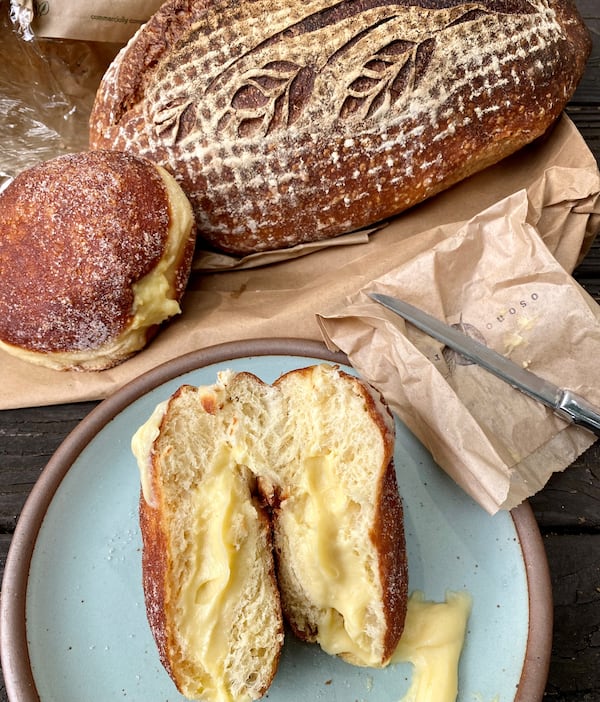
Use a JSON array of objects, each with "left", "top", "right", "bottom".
[
  {"left": 0, "top": 151, "right": 168, "bottom": 351},
  {"left": 0, "top": 150, "right": 196, "bottom": 371}
]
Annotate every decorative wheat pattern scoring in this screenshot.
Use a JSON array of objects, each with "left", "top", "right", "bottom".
[
  {"left": 217, "top": 62, "right": 315, "bottom": 138},
  {"left": 177, "top": 0, "right": 539, "bottom": 140},
  {"left": 137, "top": 0, "right": 564, "bottom": 237},
  {"left": 89, "top": 0, "right": 590, "bottom": 254},
  {"left": 340, "top": 37, "right": 435, "bottom": 120}
]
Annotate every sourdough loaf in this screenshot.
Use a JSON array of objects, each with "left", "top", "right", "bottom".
[
  {"left": 90, "top": 0, "right": 590, "bottom": 255},
  {"left": 131, "top": 364, "right": 407, "bottom": 700},
  {"left": 0, "top": 150, "right": 196, "bottom": 371}
]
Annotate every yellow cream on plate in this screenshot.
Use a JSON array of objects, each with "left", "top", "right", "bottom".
[{"left": 392, "top": 590, "right": 472, "bottom": 702}]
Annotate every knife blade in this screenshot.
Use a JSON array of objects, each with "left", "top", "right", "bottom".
[{"left": 369, "top": 292, "right": 600, "bottom": 436}]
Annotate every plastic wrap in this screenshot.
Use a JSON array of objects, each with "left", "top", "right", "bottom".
[{"left": 0, "top": 1, "right": 120, "bottom": 191}]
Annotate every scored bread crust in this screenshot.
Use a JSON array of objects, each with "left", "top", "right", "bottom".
[
  {"left": 0, "top": 150, "right": 197, "bottom": 371},
  {"left": 90, "top": 0, "right": 590, "bottom": 255}
]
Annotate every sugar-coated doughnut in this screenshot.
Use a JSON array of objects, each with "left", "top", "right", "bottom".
[{"left": 0, "top": 150, "right": 196, "bottom": 371}]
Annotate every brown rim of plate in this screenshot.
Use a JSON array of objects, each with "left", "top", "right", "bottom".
[{"left": 0, "top": 337, "right": 553, "bottom": 702}]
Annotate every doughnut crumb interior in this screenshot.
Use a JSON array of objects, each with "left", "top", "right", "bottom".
[{"left": 131, "top": 364, "right": 408, "bottom": 701}]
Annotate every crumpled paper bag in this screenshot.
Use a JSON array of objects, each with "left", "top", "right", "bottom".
[
  {"left": 192, "top": 230, "right": 376, "bottom": 272},
  {"left": 318, "top": 190, "right": 600, "bottom": 514}
]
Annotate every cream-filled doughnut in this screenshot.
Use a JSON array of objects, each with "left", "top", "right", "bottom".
[
  {"left": 0, "top": 150, "right": 196, "bottom": 371},
  {"left": 131, "top": 364, "right": 408, "bottom": 701}
]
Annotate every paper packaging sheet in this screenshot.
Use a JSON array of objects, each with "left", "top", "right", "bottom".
[
  {"left": 2, "top": 11, "right": 600, "bottom": 512},
  {"left": 318, "top": 190, "right": 600, "bottom": 514},
  {"left": 10, "top": 0, "right": 164, "bottom": 42}
]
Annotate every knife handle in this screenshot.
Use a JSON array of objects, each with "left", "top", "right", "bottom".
[{"left": 556, "top": 390, "right": 600, "bottom": 437}]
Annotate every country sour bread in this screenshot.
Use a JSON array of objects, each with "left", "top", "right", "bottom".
[
  {"left": 90, "top": 0, "right": 590, "bottom": 254},
  {"left": 132, "top": 364, "right": 408, "bottom": 700}
]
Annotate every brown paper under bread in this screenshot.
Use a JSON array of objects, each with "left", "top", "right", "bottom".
[{"left": 89, "top": 0, "right": 590, "bottom": 255}]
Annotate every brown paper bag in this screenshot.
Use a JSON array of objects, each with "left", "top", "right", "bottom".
[
  {"left": 10, "top": 0, "right": 163, "bottom": 42},
  {"left": 318, "top": 191, "right": 600, "bottom": 514}
]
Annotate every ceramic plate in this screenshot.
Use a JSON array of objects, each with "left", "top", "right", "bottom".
[{"left": 1, "top": 339, "right": 552, "bottom": 702}]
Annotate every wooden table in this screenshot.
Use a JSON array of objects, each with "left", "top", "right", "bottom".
[{"left": 1, "top": 3, "right": 600, "bottom": 700}]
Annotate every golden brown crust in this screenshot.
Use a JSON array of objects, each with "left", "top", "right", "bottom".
[
  {"left": 0, "top": 150, "right": 196, "bottom": 366},
  {"left": 139, "top": 490, "right": 175, "bottom": 682},
  {"left": 373, "top": 460, "right": 408, "bottom": 662},
  {"left": 138, "top": 386, "right": 189, "bottom": 687},
  {"left": 138, "top": 365, "right": 408, "bottom": 690},
  {"left": 90, "top": 0, "right": 590, "bottom": 255},
  {"left": 342, "top": 370, "right": 408, "bottom": 661},
  {"left": 140, "top": 484, "right": 283, "bottom": 698},
  {"left": 340, "top": 369, "right": 408, "bottom": 662},
  {"left": 0, "top": 151, "right": 167, "bottom": 351}
]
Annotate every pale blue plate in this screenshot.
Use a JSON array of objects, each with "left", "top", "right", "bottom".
[{"left": 1, "top": 339, "right": 552, "bottom": 702}]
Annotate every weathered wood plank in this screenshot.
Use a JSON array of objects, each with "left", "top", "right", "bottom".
[
  {"left": 542, "top": 533, "right": 600, "bottom": 699},
  {"left": 0, "top": 402, "right": 98, "bottom": 534},
  {"left": 571, "top": 0, "right": 600, "bottom": 106},
  {"left": 530, "top": 444, "right": 600, "bottom": 531}
]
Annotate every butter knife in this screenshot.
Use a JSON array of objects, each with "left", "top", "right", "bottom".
[{"left": 369, "top": 292, "right": 600, "bottom": 436}]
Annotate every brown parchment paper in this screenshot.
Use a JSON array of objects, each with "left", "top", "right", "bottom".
[
  {"left": 1, "top": 114, "right": 599, "bottom": 411},
  {"left": 10, "top": 0, "right": 163, "bottom": 42},
  {"left": 318, "top": 191, "right": 600, "bottom": 514}
]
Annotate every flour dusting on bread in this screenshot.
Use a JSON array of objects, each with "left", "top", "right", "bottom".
[{"left": 90, "top": 0, "right": 590, "bottom": 254}]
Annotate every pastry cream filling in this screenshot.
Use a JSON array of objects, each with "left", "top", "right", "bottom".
[
  {"left": 131, "top": 399, "right": 169, "bottom": 509},
  {"left": 128, "top": 165, "right": 194, "bottom": 331},
  {"left": 176, "top": 444, "right": 253, "bottom": 701},
  {"left": 132, "top": 393, "right": 254, "bottom": 700},
  {"left": 3, "top": 166, "right": 194, "bottom": 371},
  {"left": 392, "top": 590, "right": 472, "bottom": 702},
  {"left": 281, "top": 450, "right": 378, "bottom": 665},
  {"left": 131, "top": 371, "right": 472, "bottom": 700}
]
